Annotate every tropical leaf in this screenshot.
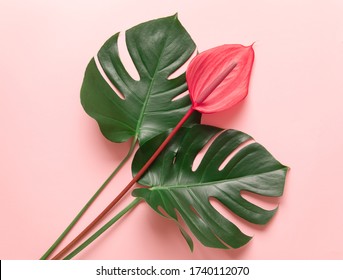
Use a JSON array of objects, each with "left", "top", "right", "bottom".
[
  {"left": 81, "top": 15, "right": 200, "bottom": 145},
  {"left": 132, "top": 125, "right": 288, "bottom": 249}
]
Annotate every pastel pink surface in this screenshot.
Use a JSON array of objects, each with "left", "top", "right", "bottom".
[{"left": 1, "top": 0, "right": 342, "bottom": 259}]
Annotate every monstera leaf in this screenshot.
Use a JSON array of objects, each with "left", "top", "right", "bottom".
[
  {"left": 80, "top": 15, "right": 200, "bottom": 145},
  {"left": 132, "top": 125, "right": 288, "bottom": 249}
]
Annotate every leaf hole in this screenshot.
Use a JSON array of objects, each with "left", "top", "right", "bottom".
[
  {"left": 173, "top": 209, "right": 191, "bottom": 233},
  {"left": 94, "top": 55, "right": 125, "bottom": 100},
  {"left": 208, "top": 231, "right": 234, "bottom": 249},
  {"left": 209, "top": 197, "right": 254, "bottom": 237},
  {"left": 189, "top": 205, "right": 201, "bottom": 218},
  {"left": 117, "top": 31, "right": 140, "bottom": 81},
  {"left": 218, "top": 139, "right": 255, "bottom": 171},
  {"left": 157, "top": 206, "right": 172, "bottom": 218},
  {"left": 171, "top": 90, "right": 189, "bottom": 101},
  {"left": 240, "top": 191, "right": 279, "bottom": 211},
  {"left": 192, "top": 131, "right": 223, "bottom": 172},
  {"left": 172, "top": 153, "right": 177, "bottom": 165},
  {"left": 167, "top": 49, "right": 197, "bottom": 80}
]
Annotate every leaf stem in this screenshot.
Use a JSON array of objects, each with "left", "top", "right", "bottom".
[
  {"left": 40, "top": 137, "right": 137, "bottom": 260},
  {"left": 64, "top": 198, "right": 142, "bottom": 260},
  {"left": 51, "top": 107, "right": 195, "bottom": 259}
]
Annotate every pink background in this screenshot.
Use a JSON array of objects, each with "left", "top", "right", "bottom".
[{"left": 1, "top": 0, "right": 343, "bottom": 259}]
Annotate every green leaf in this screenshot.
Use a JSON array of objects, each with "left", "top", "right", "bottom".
[
  {"left": 81, "top": 15, "right": 200, "bottom": 145},
  {"left": 132, "top": 125, "right": 288, "bottom": 249}
]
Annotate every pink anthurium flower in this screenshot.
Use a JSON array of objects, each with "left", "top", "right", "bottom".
[
  {"left": 51, "top": 43, "right": 255, "bottom": 260},
  {"left": 187, "top": 44, "right": 254, "bottom": 114}
]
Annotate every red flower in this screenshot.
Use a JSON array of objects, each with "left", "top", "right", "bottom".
[{"left": 186, "top": 44, "right": 254, "bottom": 114}]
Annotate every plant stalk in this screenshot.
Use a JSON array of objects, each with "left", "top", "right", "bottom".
[
  {"left": 64, "top": 198, "right": 142, "bottom": 260},
  {"left": 40, "top": 137, "right": 137, "bottom": 260},
  {"left": 51, "top": 62, "right": 238, "bottom": 260},
  {"left": 51, "top": 107, "right": 195, "bottom": 259}
]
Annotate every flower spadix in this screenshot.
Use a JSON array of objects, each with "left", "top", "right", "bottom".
[{"left": 186, "top": 44, "right": 254, "bottom": 114}]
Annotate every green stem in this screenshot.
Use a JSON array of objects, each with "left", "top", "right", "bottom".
[
  {"left": 64, "top": 198, "right": 142, "bottom": 260},
  {"left": 51, "top": 108, "right": 195, "bottom": 260},
  {"left": 40, "top": 137, "right": 137, "bottom": 260}
]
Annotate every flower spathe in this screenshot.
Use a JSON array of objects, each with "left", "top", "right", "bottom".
[{"left": 186, "top": 44, "right": 255, "bottom": 114}]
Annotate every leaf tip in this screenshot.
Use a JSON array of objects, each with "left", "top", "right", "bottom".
[{"left": 179, "top": 226, "right": 194, "bottom": 251}]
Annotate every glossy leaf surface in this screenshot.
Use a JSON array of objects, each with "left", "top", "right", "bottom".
[
  {"left": 132, "top": 125, "right": 288, "bottom": 249},
  {"left": 81, "top": 15, "right": 199, "bottom": 144},
  {"left": 187, "top": 44, "right": 254, "bottom": 114}
]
